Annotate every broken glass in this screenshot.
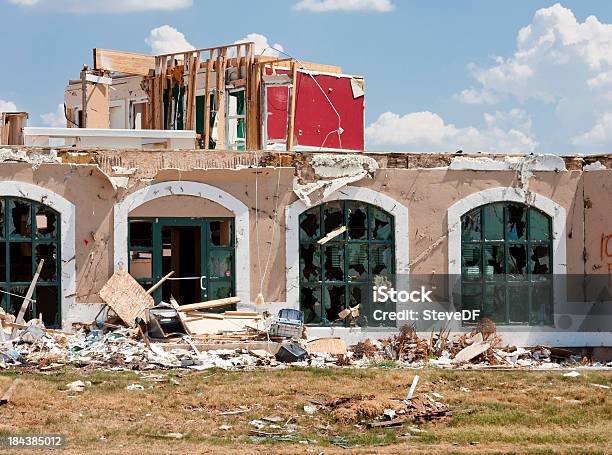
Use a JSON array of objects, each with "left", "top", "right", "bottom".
[
  {"left": 506, "top": 204, "right": 526, "bottom": 241},
  {"left": 460, "top": 283, "right": 482, "bottom": 318},
  {"left": 301, "top": 285, "right": 322, "bottom": 324},
  {"left": 299, "top": 208, "right": 320, "bottom": 241},
  {"left": 483, "top": 203, "right": 504, "bottom": 240},
  {"left": 129, "top": 251, "right": 152, "bottom": 279},
  {"left": 299, "top": 244, "right": 320, "bottom": 282},
  {"left": 0, "top": 200, "right": 4, "bottom": 238},
  {"left": 483, "top": 244, "right": 504, "bottom": 279},
  {"left": 531, "top": 282, "right": 553, "bottom": 325},
  {"left": 9, "top": 242, "right": 32, "bottom": 282},
  {"left": 10, "top": 200, "right": 31, "bottom": 238},
  {"left": 461, "top": 208, "right": 481, "bottom": 241},
  {"left": 508, "top": 284, "right": 529, "bottom": 323},
  {"left": 129, "top": 221, "right": 153, "bottom": 248},
  {"left": 371, "top": 208, "right": 392, "bottom": 241},
  {"left": 35, "top": 244, "right": 57, "bottom": 281},
  {"left": 323, "top": 202, "right": 344, "bottom": 236},
  {"left": 461, "top": 244, "right": 481, "bottom": 280},
  {"left": 324, "top": 285, "right": 345, "bottom": 322},
  {"left": 508, "top": 244, "right": 527, "bottom": 278},
  {"left": 208, "top": 250, "right": 233, "bottom": 279},
  {"left": 0, "top": 242, "right": 4, "bottom": 281},
  {"left": 347, "top": 244, "right": 368, "bottom": 281},
  {"left": 324, "top": 244, "right": 344, "bottom": 281},
  {"left": 530, "top": 244, "right": 551, "bottom": 275},
  {"left": 347, "top": 202, "right": 367, "bottom": 240},
  {"left": 35, "top": 205, "right": 57, "bottom": 238},
  {"left": 210, "top": 220, "right": 232, "bottom": 246},
  {"left": 371, "top": 245, "right": 392, "bottom": 277},
  {"left": 529, "top": 209, "right": 550, "bottom": 241}
]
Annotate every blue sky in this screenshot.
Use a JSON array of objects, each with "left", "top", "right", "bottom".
[{"left": 2, "top": 0, "right": 612, "bottom": 154}]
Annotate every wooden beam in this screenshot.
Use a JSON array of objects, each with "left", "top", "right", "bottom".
[
  {"left": 10, "top": 260, "right": 43, "bottom": 339},
  {"left": 0, "top": 380, "right": 20, "bottom": 406},
  {"left": 146, "top": 271, "right": 174, "bottom": 296},
  {"left": 93, "top": 48, "right": 156, "bottom": 76},
  {"left": 176, "top": 297, "right": 240, "bottom": 312},
  {"left": 286, "top": 61, "right": 298, "bottom": 151},
  {"left": 203, "top": 51, "right": 213, "bottom": 150}
]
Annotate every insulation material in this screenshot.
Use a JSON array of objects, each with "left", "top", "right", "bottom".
[
  {"left": 0, "top": 148, "right": 60, "bottom": 169},
  {"left": 293, "top": 71, "right": 365, "bottom": 151},
  {"left": 293, "top": 154, "right": 378, "bottom": 206}
]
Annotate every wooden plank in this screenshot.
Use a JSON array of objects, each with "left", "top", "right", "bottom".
[
  {"left": 93, "top": 48, "right": 155, "bottom": 76},
  {"left": 286, "top": 61, "right": 298, "bottom": 151},
  {"left": 0, "top": 379, "right": 20, "bottom": 406},
  {"left": 98, "top": 269, "right": 155, "bottom": 327},
  {"left": 11, "top": 260, "right": 44, "bottom": 339},
  {"left": 203, "top": 52, "right": 214, "bottom": 150},
  {"left": 177, "top": 297, "right": 240, "bottom": 313},
  {"left": 146, "top": 271, "right": 174, "bottom": 296},
  {"left": 187, "top": 52, "right": 200, "bottom": 130},
  {"left": 215, "top": 52, "right": 227, "bottom": 148}
]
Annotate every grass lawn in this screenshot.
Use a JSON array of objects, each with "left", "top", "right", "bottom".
[{"left": 0, "top": 367, "right": 610, "bottom": 454}]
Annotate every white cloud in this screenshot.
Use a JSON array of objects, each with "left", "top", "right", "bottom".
[
  {"left": 294, "top": 0, "right": 393, "bottom": 12},
  {"left": 455, "top": 88, "right": 499, "bottom": 105},
  {"left": 234, "top": 33, "right": 284, "bottom": 57},
  {"left": 457, "top": 3, "right": 612, "bottom": 105},
  {"left": 572, "top": 112, "right": 612, "bottom": 148},
  {"left": 8, "top": 0, "right": 192, "bottom": 12},
  {"left": 40, "top": 104, "right": 66, "bottom": 128},
  {"left": 365, "top": 110, "right": 537, "bottom": 153},
  {"left": 0, "top": 99, "right": 18, "bottom": 113},
  {"left": 145, "top": 25, "right": 194, "bottom": 55}
]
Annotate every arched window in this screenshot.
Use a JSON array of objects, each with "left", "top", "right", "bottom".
[
  {"left": 0, "top": 198, "right": 61, "bottom": 327},
  {"left": 461, "top": 202, "right": 553, "bottom": 325},
  {"left": 299, "top": 201, "right": 395, "bottom": 326}
]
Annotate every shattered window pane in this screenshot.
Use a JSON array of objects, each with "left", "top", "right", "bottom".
[
  {"left": 323, "top": 202, "right": 344, "bottom": 236},
  {"left": 461, "top": 244, "right": 481, "bottom": 280},
  {"left": 36, "top": 244, "right": 57, "bottom": 281},
  {"left": 210, "top": 220, "right": 232, "bottom": 246},
  {"left": 529, "top": 209, "right": 550, "bottom": 241},
  {"left": 508, "top": 284, "right": 529, "bottom": 323},
  {"left": 531, "top": 282, "right": 553, "bottom": 325},
  {"left": 348, "top": 285, "right": 368, "bottom": 325},
  {"left": 10, "top": 242, "right": 32, "bottom": 282},
  {"left": 483, "top": 284, "right": 507, "bottom": 323},
  {"left": 299, "top": 208, "right": 320, "bottom": 241},
  {"left": 371, "top": 208, "right": 392, "bottom": 241},
  {"left": 483, "top": 244, "right": 504, "bottom": 279},
  {"left": 35, "top": 205, "right": 57, "bottom": 238},
  {"left": 347, "top": 244, "right": 368, "bottom": 281},
  {"left": 324, "top": 244, "right": 344, "bottom": 281},
  {"left": 483, "top": 203, "right": 504, "bottom": 241},
  {"left": 10, "top": 200, "right": 31, "bottom": 238},
  {"left": 129, "top": 251, "right": 152, "bottom": 279},
  {"left": 506, "top": 204, "right": 526, "bottom": 241},
  {"left": 301, "top": 285, "right": 322, "bottom": 324},
  {"left": 508, "top": 244, "right": 527, "bottom": 279},
  {"left": 324, "top": 285, "right": 345, "bottom": 322},
  {"left": 208, "top": 250, "right": 233, "bottom": 279},
  {"left": 347, "top": 202, "right": 367, "bottom": 240},
  {"left": 0, "top": 200, "right": 4, "bottom": 238},
  {"left": 299, "top": 244, "right": 320, "bottom": 282},
  {"left": 129, "top": 221, "right": 152, "bottom": 248},
  {"left": 460, "top": 283, "right": 482, "bottom": 315},
  {"left": 461, "top": 208, "right": 481, "bottom": 241},
  {"left": 371, "top": 245, "right": 392, "bottom": 277},
  {"left": 530, "top": 244, "right": 551, "bottom": 275}
]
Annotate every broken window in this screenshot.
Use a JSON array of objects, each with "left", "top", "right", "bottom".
[
  {"left": 298, "top": 201, "right": 395, "bottom": 326},
  {"left": 460, "top": 203, "right": 553, "bottom": 325},
  {"left": 0, "top": 198, "right": 61, "bottom": 327},
  {"left": 226, "top": 88, "right": 246, "bottom": 150}
]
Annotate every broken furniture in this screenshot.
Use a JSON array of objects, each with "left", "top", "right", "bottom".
[{"left": 269, "top": 309, "right": 304, "bottom": 339}]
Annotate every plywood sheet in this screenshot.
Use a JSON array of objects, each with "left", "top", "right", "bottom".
[
  {"left": 99, "top": 270, "right": 155, "bottom": 327},
  {"left": 94, "top": 48, "right": 156, "bottom": 76},
  {"left": 306, "top": 337, "right": 347, "bottom": 355}
]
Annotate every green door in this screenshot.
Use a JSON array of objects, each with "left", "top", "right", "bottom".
[{"left": 128, "top": 217, "right": 235, "bottom": 307}]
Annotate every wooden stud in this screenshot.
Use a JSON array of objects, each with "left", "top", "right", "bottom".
[
  {"left": 286, "top": 61, "right": 298, "bottom": 151},
  {"left": 203, "top": 50, "right": 213, "bottom": 150}
]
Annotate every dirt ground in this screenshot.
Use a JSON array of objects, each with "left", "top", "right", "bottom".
[{"left": 0, "top": 367, "right": 610, "bottom": 454}]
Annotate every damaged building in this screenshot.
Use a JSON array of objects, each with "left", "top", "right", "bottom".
[{"left": 0, "top": 41, "right": 610, "bottom": 348}]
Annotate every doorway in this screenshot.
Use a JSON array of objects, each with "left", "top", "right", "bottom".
[{"left": 128, "top": 217, "right": 235, "bottom": 308}]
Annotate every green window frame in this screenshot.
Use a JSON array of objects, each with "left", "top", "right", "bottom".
[
  {"left": 460, "top": 202, "right": 553, "bottom": 325},
  {"left": 299, "top": 201, "right": 395, "bottom": 326},
  {"left": 0, "top": 197, "right": 61, "bottom": 327},
  {"left": 128, "top": 217, "right": 236, "bottom": 305}
]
